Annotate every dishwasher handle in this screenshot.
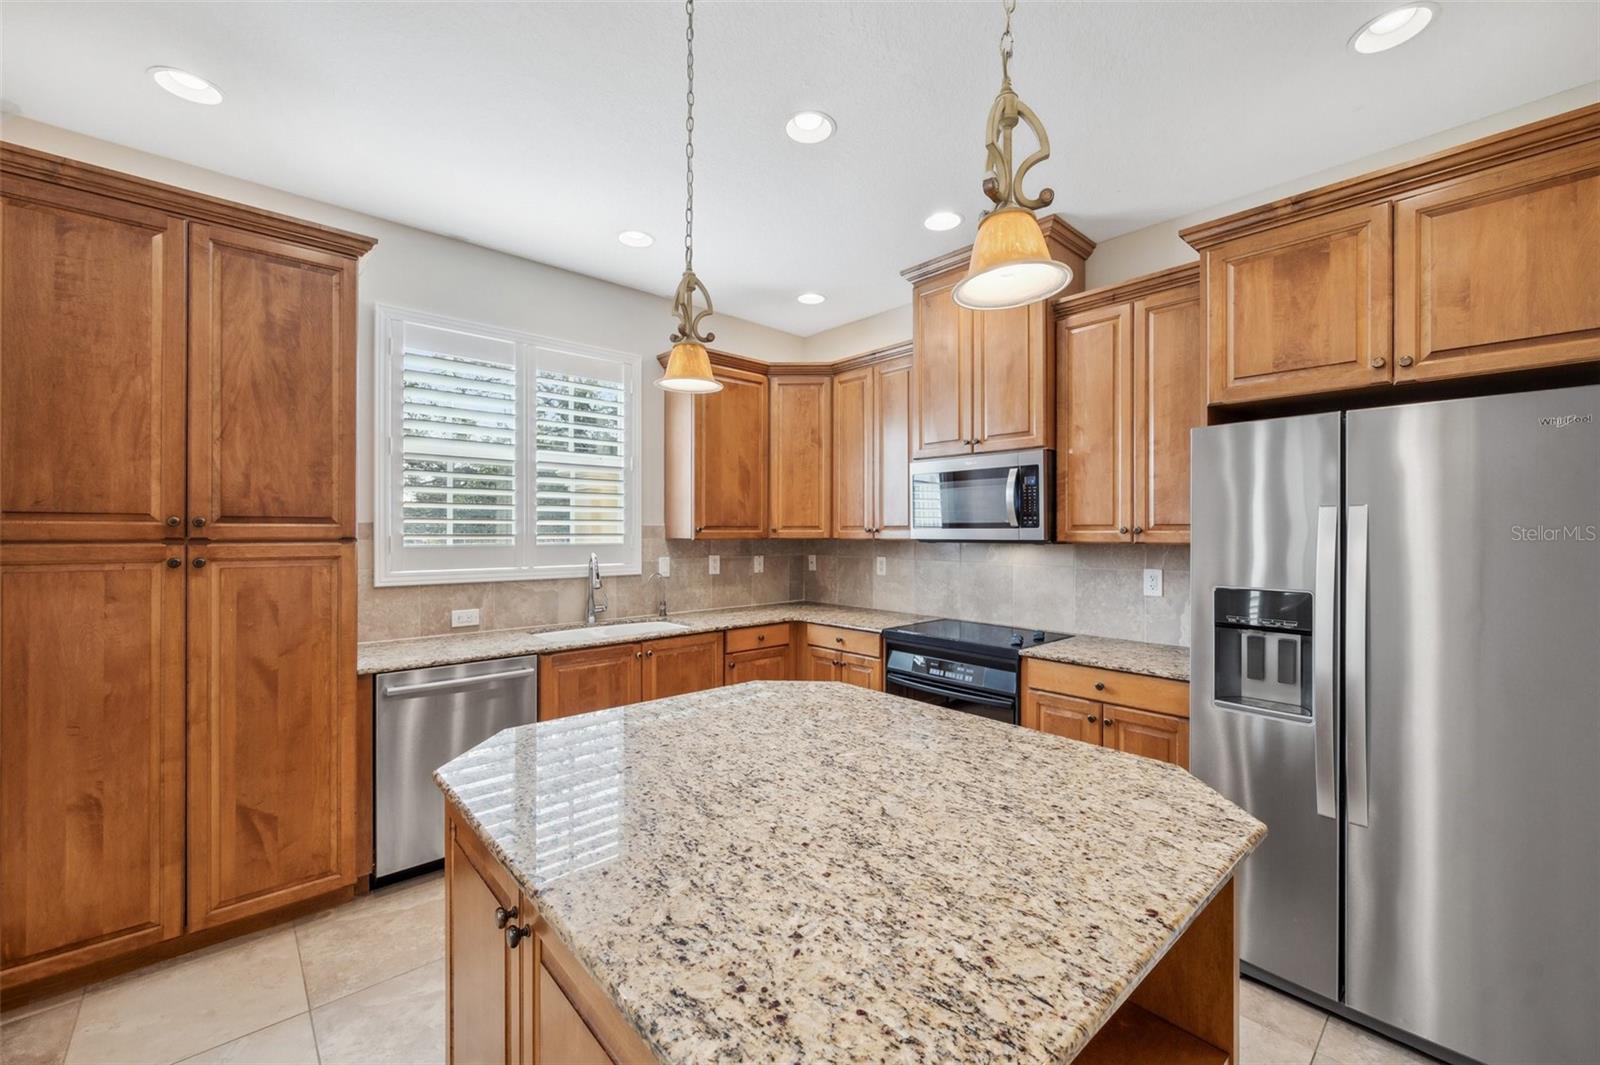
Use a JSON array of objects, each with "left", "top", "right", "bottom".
[{"left": 381, "top": 667, "right": 537, "bottom": 697}]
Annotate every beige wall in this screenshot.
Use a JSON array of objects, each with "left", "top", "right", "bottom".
[{"left": 799, "top": 305, "right": 914, "bottom": 363}]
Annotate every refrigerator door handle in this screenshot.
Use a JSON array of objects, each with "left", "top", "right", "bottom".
[
  {"left": 1313, "top": 505, "right": 1339, "bottom": 820},
  {"left": 1346, "top": 503, "right": 1371, "bottom": 828}
]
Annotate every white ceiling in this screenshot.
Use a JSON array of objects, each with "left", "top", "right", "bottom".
[{"left": 3, "top": 2, "right": 1596, "bottom": 336}]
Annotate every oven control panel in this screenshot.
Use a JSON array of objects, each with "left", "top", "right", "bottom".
[{"left": 884, "top": 650, "right": 1018, "bottom": 697}]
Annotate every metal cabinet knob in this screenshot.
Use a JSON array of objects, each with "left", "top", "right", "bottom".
[
  {"left": 1119, "top": 526, "right": 1129, "bottom": 535},
  {"left": 728, "top": 662, "right": 736, "bottom": 670},
  {"left": 1086, "top": 715, "right": 1097, "bottom": 723},
  {"left": 191, "top": 517, "right": 207, "bottom": 528},
  {"left": 505, "top": 924, "right": 531, "bottom": 949},
  {"left": 1103, "top": 719, "right": 1115, "bottom": 727},
  {"left": 166, "top": 516, "right": 181, "bottom": 527},
  {"left": 645, "top": 649, "right": 654, "bottom": 658},
  {"left": 835, "top": 636, "right": 844, "bottom": 644},
  {"left": 1133, "top": 526, "right": 1143, "bottom": 535},
  {"left": 1398, "top": 355, "right": 1415, "bottom": 367},
  {"left": 756, "top": 634, "right": 765, "bottom": 642},
  {"left": 1371, "top": 356, "right": 1387, "bottom": 368},
  {"left": 1094, "top": 682, "right": 1106, "bottom": 691},
  {"left": 166, "top": 557, "right": 181, "bottom": 569},
  {"left": 635, "top": 651, "right": 643, "bottom": 659},
  {"left": 192, "top": 557, "right": 207, "bottom": 569},
  {"left": 494, "top": 905, "right": 518, "bottom": 929}
]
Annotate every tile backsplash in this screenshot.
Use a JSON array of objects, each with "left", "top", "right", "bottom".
[
  {"left": 357, "top": 525, "right": 804, "bottom": 643},
  {"left": 803, "top": 539, "right": 1191, "bottom": 647}
]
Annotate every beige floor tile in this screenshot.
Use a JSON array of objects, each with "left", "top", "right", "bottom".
[
  {"left": 1241, "top": 1014, "right": 1321, "bottom": 1065},
  {"left": 295, "top": 872, "right": 445, "bottom": 1007},
  {"left": 1313, "top": 1016, "right": 1438, "bottom": 1064},
  {"left": 1, "top": 988, "right": 83, "bottom": 1028},
  {"left": 66, "top": 930, "right": 307, "bottom": 1065},
  {"left": 0, "top": 1000, "right": 80, "bottom": 1065},
  {"left": 1242, "top": 979, "right": 1329, "bottom": 1048},
  {"left": 175, "top": 1014, "right": 318, "bottom": 1065},
  {"left": 311, "top": 960, "right": 445, "bottom": 1065}
]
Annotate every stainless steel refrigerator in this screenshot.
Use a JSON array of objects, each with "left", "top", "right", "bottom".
[{"left": 1191, "top": 384, "right": 1600, "bottom": 1065}]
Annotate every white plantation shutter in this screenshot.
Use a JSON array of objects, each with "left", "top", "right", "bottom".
[{"left": 376, "top": 308, "right": 640, "bottom": 585}]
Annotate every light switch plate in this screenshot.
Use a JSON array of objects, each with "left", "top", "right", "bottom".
[
  {"left": 876, "top": 556, "right": 887, "bottom": 576},
  {"left": 1143, "top": 568, "right": 1163, "bottom": 597},
  {"left": 753, "top": 555, "right": 764, "bottom": 574},
  {"left": 708, "top": 554, "right": 721, "bottom": 576},
  {"left": 451, "top": 608, "right": 481, "bottom": 628},
  {"left": 657, "top": 556, "right": 671, "bottom": 578},
  {"left": 807, "top": 554, "right": 817, "bottom": 572}
]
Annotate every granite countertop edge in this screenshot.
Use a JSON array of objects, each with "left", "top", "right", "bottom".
[{"left": 1021, "top": 633, "right": 1192, "bottom": 682}]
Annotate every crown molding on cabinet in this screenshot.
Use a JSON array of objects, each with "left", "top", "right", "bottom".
[{"left": 1050, "top": 262, "right": 1201, "bottom": 319}]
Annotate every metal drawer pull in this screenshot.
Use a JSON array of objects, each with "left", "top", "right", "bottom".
[
  {"left": 506, "top": 924, "right": 531, "bottom": 949},
  {"left": 494, "top": 905, "right": 518, "bottom": 929},
  {"left": 380, "top": 667, "right": 536, "bottom": 697},
  {"left": 1094, "top": 682, "right": 1105, "bottom": 691}
]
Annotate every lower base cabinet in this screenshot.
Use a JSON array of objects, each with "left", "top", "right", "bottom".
[
  {"left": 802, "top": 624, "right": 884, "bottom": 690},
  {"left": 540, "top": 632, "right": 724, "bottom": 720},
  {"left": 1020, "top": 659, "right": 1190, "bottom": 769},
  {"left": 446, "top": 807, "right": 653, "bottom": 1065}
]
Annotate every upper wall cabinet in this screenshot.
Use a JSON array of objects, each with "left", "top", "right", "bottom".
[
  {"left": 1, "top": 177, "right": 188, "bottom": 542},
  {"left": 902, "top": 215, "right": 1094, "bottom": 458},
  {"left": 1183, "top": 103, "right": 1600, "bottom": 406},
  {"left": 663, "top": 355, "right": 769, "bottom": 539},
  {"left": 768, "top": 373, "right": 832, "bottom": 538},
  {"left": 188, "top": 225, "right": 357, "bottom": 541},
  {"left": 831, "top": 346, "right": 913, "bottom": 540}
]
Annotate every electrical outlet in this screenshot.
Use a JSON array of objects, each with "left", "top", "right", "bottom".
[
  {"left": 708, "top": 554, "right": 721, "bottom": 576},
  {"left": 807, "top": 554, "right": 817, "bottom": 572},
  {"left": 753, "top": 555, "right": 764, "bottom": 574},
  {"left": 876, "top": 556, "right": 887, "bottom": 577},
  {"left": 1142, "top": 568, "right": 1163, "bottom": 597},
  {"left": 657, "top": 556, "right": 671, "bottom": 577},
  {"left": 451, "top": 608, "right": 481, "bottom": 628}
]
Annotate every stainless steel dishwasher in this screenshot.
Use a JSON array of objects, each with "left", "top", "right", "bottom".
[{"left": 374, "top": 655, "right": 538, "bottom": 880}]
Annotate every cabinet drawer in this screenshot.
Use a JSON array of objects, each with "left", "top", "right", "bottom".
[
  {"left": 805, "top": 624, "right": 879, "bottom": 658},
  {"left": 725, "top": 623, "right": 791, "bottom": 654},
  {"left": 1022, "top": 659, "right": 1188, "bottom": 717}
]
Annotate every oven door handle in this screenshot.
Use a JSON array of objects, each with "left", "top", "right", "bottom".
[{"left": 887, "top": 672, "right": 1015, "bottom": 709}]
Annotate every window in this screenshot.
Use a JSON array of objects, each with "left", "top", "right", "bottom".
[{"left": 375, "top": 306, "right": 640, "bottom": 585}]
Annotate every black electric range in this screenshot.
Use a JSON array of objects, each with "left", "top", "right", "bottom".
[{"left": 881, "top": 618, "right": 1071, "bottom": 725}]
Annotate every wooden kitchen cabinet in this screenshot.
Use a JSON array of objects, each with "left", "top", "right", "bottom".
[
  {"left": 1055, "top": 265, "right": 1204, "bottom": 545},
  {"left": 446, "top": 813, "right": 519, "bottom": 1065},
  {"left": 902, "top": 216, "right": 1092, "bottom": 459},
  {"left": 1021, "top": 659, "right": 1189, "bottom": 769},
  {"left": 835, "top": 651, "right": 883, "bottom": 691},
  {"left": 0, "top": 177, "right": 188, "bottom": 543},
  {"left": 1031, "top": 690, "right": 1102, "bottom": 745},
  {"left": 664, "top": 357, "right": 769, "bottom": 539},
  {"left": 872, "top": 354, "right": 915, "bottom": 538},
  {"left": 1393, "top": 138, "right": 1600, "bottom": 383},
  {"left": 831, "top": 346, "right": 914, "bottom": 539},
  {"left": 804, "top": 644, "right": 844, "bottom": 682},
  {"left": 186, "top": 541, "right": 359, "bottom": 929},
  {"left": 768, "top": 373, "right": 832, "bottom": 537},
  {"left": 726, "top": 644, "right": 792, "bottom": 683},
  {"left": 0, "top": 543, "right": 186, "bottom": 989},
  {"left": 803, "top": 625, "right": 884, "bottom": 690},
  {"left": 831, "top": 364, "right": 874, "bottom": 538},
  {"left": 642, "top": 631, "right": 724, "bottom": 700},
  {"left": 538, "top": 642, "right": 643, "bottom": 720},
  {"left": 1102, "top": 704, "right": 1189, "bottom": 767},
  {"left": 188, "top": 224, "right": 356, "bottom": 541}
]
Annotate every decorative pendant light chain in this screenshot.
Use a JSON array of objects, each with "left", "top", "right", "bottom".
[
  {"left": 683, "top": 0, "right": 696, "bottom": 275},
  {"left": 999, "top": 0, "right": 1014, "bottom": 85}
]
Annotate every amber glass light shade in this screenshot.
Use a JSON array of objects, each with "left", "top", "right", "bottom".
[
  {"left": 657, "top": 341, "right": 722, "bottom": 393},
  {"left": 952, "top": 206, "right": 1073, "bottom": 310}
]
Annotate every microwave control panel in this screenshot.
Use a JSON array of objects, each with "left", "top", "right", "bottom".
[{"left": 1018, "top": 469, "right": 1040, "bottom": 527}]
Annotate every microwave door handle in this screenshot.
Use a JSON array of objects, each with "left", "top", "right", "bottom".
[{"left": 1005, "top": 468, "right": 1019, "bottom": 527}]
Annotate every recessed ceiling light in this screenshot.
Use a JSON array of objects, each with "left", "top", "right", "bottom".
[
  {"left": 149, "top": 66, "right": 222, "bottom": 105},
  {"left": 617, "top": 230, "right": 654, "bottom": 248},
  {"left": 796, "top": 292, "right": 826, "bottom": 305},
  {"left": 785, "top": 110, "right": 835, "bottom": 144},
  {"left": 1350, "top": 3, "right": 1437, "bottom": 54},
  {"left": 923, "top": 211, "right": 963, "bottom": 232}
]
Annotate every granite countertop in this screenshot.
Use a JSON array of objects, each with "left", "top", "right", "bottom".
[
  {"left": 357, "top": 603, "right": 929, "bottom": 675},
  {"left": 1023, "top": 634, "right": 1191, "bottom": 682},
  {"left": 436, "top": 682, "right": 1265, "bottom": 1063}
]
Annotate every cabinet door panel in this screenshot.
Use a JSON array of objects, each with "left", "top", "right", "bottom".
[
  {"left": 831, "top": 367, "right": 873, "bottom": 539},
  {"left": 642, "top": 632, "right": 724, "bottom": 700},
  {"left": 1206, "top": 202, "right": 1392, "bottom": 404},
  {"left": 189, "top": 225, "right": 356, "bottom": 540},
  {"left": 446, "top": 820, "right": 515, "bottom": 1065},
  {"left": 1024, "top": 689, "right": 1102, "bottom": 746},
  {"left": 1395, "top": 140, "right": 1600, "bottom": 382},
  {"left": 836, "top": 651, "right": 882, "bottom": 691},
  {"left": 1, "top": 178, "right": 186, "bottom": 542},
  {"left": 911, "top": 272, "right": 972, "bottom": 457},
  {"left": 693, "top": 367, "right": 768, "bottom": 538},
  {"left": 873, "top": 355, "right": 915, "bottom": 538},
  {"left": 803, "top": 646, "right": 841, "bottom": 682},
  {"left": 538, "top": 964, "right": 611, "bottom": 1065},
  {"left": 539, "top": 644, "right": 642, "bottom": 719},
  {"left": 1102, "top": 704, "right": 1189, "bottom": 768},
  {"left": 973, "top": 302, "right": 1053, "bottom": 452},
  {"left": 187, "top": 542, "right": 358, "bottom": 929},
  {"left": 1, "top": 544, "right": 185, "bottom": 987},
  {"left": 725, "top": 645, "right": 791, "bottom": 683},
  {"left": 769, "top": 375, "right": 832, "bottom": 537},
  {"left": 1059, "top": 305, "right": 1133, "bottom": 542},
  {"left": 1133, "top": 285, "right": 1205, "bottom": 544}
]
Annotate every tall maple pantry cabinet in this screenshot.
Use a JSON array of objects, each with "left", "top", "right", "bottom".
[{"left": 0, "top": 144, "right": 374, "bottom": 995}]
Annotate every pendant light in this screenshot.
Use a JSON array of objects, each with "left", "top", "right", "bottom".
[
  {"left": 657, "top": 0, "right": 723, "bottom": 394},
  {"left": 952, "top": 0, "right": 1072, "bottom": 311}
]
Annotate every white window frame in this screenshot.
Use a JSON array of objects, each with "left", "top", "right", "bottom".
[{"left": 374, "top": 304, "right": 641, "bottom": 586}]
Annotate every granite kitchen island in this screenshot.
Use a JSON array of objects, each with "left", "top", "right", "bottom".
[{"left": 436, "top": 681, "right": 1265, "bottom": 1064}]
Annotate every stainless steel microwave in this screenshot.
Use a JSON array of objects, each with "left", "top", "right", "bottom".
[{"left": 909, "top": 448, "right": 1053, "bottom": 541}]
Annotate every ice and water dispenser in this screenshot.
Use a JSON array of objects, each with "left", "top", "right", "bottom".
[{"left": 1212, "top": 589, "right": 1314, "bottom": 718}]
